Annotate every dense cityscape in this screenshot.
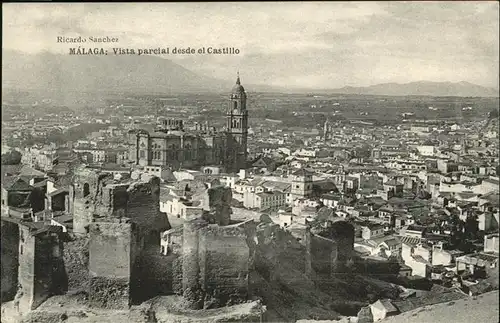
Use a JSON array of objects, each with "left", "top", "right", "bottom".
[
  {"left": 2, "top": 73, "right": 499, "bottom": 322},
  {"left": 2, "top": 2, "right": 499, "bottom": 323}
]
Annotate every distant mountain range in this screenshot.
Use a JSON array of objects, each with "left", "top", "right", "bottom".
[
  {"left": 2, "top": 50, "right": 498, "bottom": 97},
  {"left": 326, "top": 81, "right": 499, "bottom": 97},
  {"left": 2, "top": 50, "right": 231, "bottom": 95}
]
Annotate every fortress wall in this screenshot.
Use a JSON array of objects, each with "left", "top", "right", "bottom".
[
  {"left": 88, "top": 220, "right": 138, "bottom": 309},
  {"left": 32, "top": 234, "right": 58, "bottom": 310},
  {"left": 17, "top": 226, "right": 37, "bottom": 314},
  {"left": 126, "top": 177, "right": 169, "bottom": 247},
  {"left": 72, "top": 199, "right": 94, "bottom": 236},
  {"left": 1, "top": 221, "right": 19, "bottom": 302},
  {"left": 94, "top": 184, "right": 128, "bottom": 218},
  {"left": 133, "top": 252, "right": 176, "bottom": 302},
  {"left": 306, "top": 220, "right": 355, "bottom": 279},
  {"left": 329, "top": 221, "right": 355, "bottom": 263},
  {"left": 172, "top": 254, "right": 183, "bottom": 295},
  {"left": 16, "top": 227, "right": 60, "bottom": 313},
  {"left": 307, "top": 233, "right": 337, "bottom": 277},
  {"left": 72, "top": 171, "right": 111, "bottom": 235},
  {"left": 199, "top": 223, "right": 250, "bottom": 308},
  {"left": 63, "top": 237, "right": 89, "bottom": 292},
  {"left": 181, "top": 220, "right": 204, "bottom": 309},
  {"left": 203, "top": 186, "right": 232, "bottom": 226}
]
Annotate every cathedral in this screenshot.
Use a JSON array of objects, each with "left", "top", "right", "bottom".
[{"left": 128, "top": 74, "right": 249, "bottom": 173}]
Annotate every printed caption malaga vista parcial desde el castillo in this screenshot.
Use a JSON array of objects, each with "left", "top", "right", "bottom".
[{"left": 57, "top": 35, "right": 240, "bottom": 55}]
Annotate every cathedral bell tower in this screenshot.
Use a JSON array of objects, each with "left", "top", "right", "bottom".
[{"left": 226, "top": 72, "right": 248, "bottom": 172}]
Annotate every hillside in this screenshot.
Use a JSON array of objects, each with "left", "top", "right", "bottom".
[
  {"left": 328, "top": 81, "right": 498, "bottom": 97},
  {"left": 2, "top": 50, "right": 229, "bottom": 95},
  {"left": 251, "top": 223, "right": 401, "bottom": 321},
  {"left": 382, "top": 290, "right": 499, "bottom": 323},
  {"left": 3, "top": 50, "right": 497, "bottom": 98}
]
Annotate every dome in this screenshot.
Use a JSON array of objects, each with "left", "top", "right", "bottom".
[
  {"left": 231, "top": 73, "right": 245, "bottom": 93},
  {"left": 232, "top": 83, "right": 245, "bottom": 93}
]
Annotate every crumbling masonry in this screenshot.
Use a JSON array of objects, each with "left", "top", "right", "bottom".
[
  {"left": 1, "top": 167, "right": 258, "bottom": 315},
  {"left": 305, "top": 219, "right": 355, "bottom": 278},
  {"left": 71, "top": 166, "right": 170, "bottom": 309}
]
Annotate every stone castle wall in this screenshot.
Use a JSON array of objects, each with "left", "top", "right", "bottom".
[
  {"left": 181, "top": 219, "right": 205, "bottom": 309},
  {"left": 72, "top": 169, "right": 109, "bottom": 235},
  {"left": 63, "top": 237, "right": 89, "bottom": 292},
  {"left": 179, "top": 219, "right": 253, "bottom": 309},
  {"left": 307, "top": 233, "right": 338, "bottom": 276},
  {"left": 199, "top": 223, "right": 250, "bottom": 308},
  {"left": 15, "top": 226, "right": 63, "bottom": 314},
  {"left": 306, "top": 220, "right": 355, "bottom": 279},
  {"left": 1, "top": 221, "right": 19, "bottom": 302},
  {"left": 88, "top": 220, "right": 139, "bottom": 309},
  {"left": 73, "top": 167, "right": 169, "bottom": 246},
  {"left": 202, "top": 186, "right": 232, "bottom": 226}
]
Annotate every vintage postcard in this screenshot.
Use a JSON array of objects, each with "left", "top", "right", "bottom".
[{"left": 1, "top": 2, "right": 499, "bottom": 323}]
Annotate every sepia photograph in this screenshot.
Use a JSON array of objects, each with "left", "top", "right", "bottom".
[{"left": 1, "top": 2, "right": 499, "bottom": 322}]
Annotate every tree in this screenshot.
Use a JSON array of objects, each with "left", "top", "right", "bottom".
[
  {"left": 1, "top": 150, "right": 22, "bottom": 165},
  {"left": 464, "top": 215, "right": 479, "bottom": 240},
  {"left": 448, "top": 213, "right": 465, "bottom": 247},
  {"left": 488, "top": 108, "right": 499, "bottom": 119}
]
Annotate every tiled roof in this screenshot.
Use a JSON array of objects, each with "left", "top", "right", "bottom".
[
  {"left": 291, "top": 168, "right": 313, "bottom": 177},
  {"left": 32, "top": 179, "right": 49, "bottom": 187},
  {"left": 400, "top": 236, "right": 422, "bottom": 247},
  {"left": 47, "top": 187, "right": 69, "bottom": 197},
  {"left": 407, "top": 224, "right": 427, "bottom": 232},
  {"left": 3, "top": 176, "right": 34, "bottom": 191},
  {"left": 412, "top": 255, "right": 431, "bottom": 266},
  {"left": 384, "top": 179, "right": 401, "bottom": 186},
  {"left": 262, "top": 180, "right": 291, "bottom": 192},
  {"left": 381, "top": 238, "right": 400, "bottom": 247},
  {"left": 19, "top": 165, "right": 45, "bottom": 177}
]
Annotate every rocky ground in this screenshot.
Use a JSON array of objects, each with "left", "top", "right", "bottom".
[
  {"left": 1, "top": 293, "right": 265, "bottom": 323},
  {"left": 250, "top": 223, "right": 401, "bottom": 321},
  {"left": 1, "top": 222, "right": 404, "bottom": 323},
  {"left": 382, "top": 290, "right": 499, "bottom": 323}
]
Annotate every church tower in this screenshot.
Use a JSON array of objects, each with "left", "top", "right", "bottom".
[
  {"left": 226, "top": 73, "right": 248, "bottom": 172},
  {"left": 323, "top": 118, "right": 331, "bottom": 141}
]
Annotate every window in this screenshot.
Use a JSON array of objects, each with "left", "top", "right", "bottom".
[
  {"left": 185, "top": 144, "right": 192, "bottom": 160},
  {"left": 139, "top": 150, "right": 145, "bottom": 158},
  {"left": 83, "top": 183, "right": 90, "bottom": 197},
  {"left": 168, "top": 145, "right": 176, "bottom": 160},
  {"left": 233, "top": 101, "right": 238, "bottom": 110}
]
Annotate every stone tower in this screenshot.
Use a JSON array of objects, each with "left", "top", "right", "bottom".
[
  {"left": 291, "top": 168, "right": 313, "bottom": 200},
  {"left": 226, "top": 72, "right": 248, "bottom": 173},
  {"left": 71, "top": 167, "right": 106, "bottom": 236},
  {"left": 323, "top": 118, "right": 331, "bottom": 141}
]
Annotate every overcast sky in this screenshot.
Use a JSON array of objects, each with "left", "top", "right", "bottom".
[{"left": 3, "top": 2, "right": 499, "bottom": 89}]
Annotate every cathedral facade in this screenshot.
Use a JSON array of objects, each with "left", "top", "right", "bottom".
[{"left": 128, "top": 74, "right": 249, "bottom": 173}]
